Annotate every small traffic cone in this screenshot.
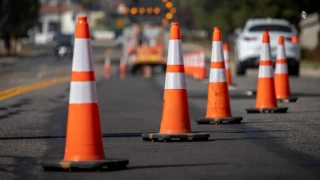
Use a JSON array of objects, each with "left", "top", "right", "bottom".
[
  {"left": 275, "top": 36, "right": 298, "bottom": 103},
  {"left": 246, "top": 31, "right": 288, "bottom": 113},
  {"left": 142, "top": 22, "right": 209, "bottom": 142},
  {"left": 186, "top": 52, "right": 191, "bottom": 76},
  {"left": 192, "top": 51, "right": 199, "bottom": 79},
  {"left": 196, "top": 27, "right": 242, "bottom": 124},
  {"left": 104, "top": 52, "right": 111, "bottom": 80},
  {"left": 223, "top": 43, "right": 236, "bottom": 86},
  {"left": 190, "top": 52, "right": 196, "bottom": 78},
  {"left": 198, "top": 48, "right": 207, "bottom": 80},
  {"left": 41, "top": 16, "right": 128, "bottom": 171},
  {"left": 119, "top": 57, "right": 126, "bottom": 79}
]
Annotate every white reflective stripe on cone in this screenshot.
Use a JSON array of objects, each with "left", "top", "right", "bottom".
[
  {"left": 167, "top": 40, "right": 183, "bottom": 65},
  {"left": 196, "top": 54, "right": 201, "bottom": 67},
  {"left": 201, "top": 53, "right": 205, "bottom": 67},
  {"left": 211, "top": 41, "right": 224, "bottom": 62},
  {"left": 72, "top": 39, "right": 94, "bottom": 72},
  {"left": 225, "top": 61, "right": 230, "bottom": 69},
  {"left": 105, "top": 57, "right": 110, "bottom": 65},
  {"left": 165, "top": 72, "right": 186, "bottom": 89},
  {"left": 258, "top": 65, "right": 274, "bottom": 78},
  {"left": 277, "top": 45, "right": 286, "bottom": 59},
  {"left": 209, "top": 68, "right": 227, "bottom": 82},
  {"left": 69, "top": 81, "right": 98, "bottom": 104},
  {"left": 223, "top": 50, "right": 229, "bottom": 61},
  {"left": 275, "top": 64, "right": 288, "bottom": 74},
  {"left": 260, "top": 43, "right": 271, "bottom": 61}
]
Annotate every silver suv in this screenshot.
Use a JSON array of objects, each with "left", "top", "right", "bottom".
[{"left": 235, "top": 18, "right": 301, "bottom": 76}]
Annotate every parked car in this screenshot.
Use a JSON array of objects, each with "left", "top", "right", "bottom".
[
  {"left": 235, "top": 18, "right": 301, "bottom": 76},
  {"left": 53, "top": 40, "right": 73, "bottom": 60}
]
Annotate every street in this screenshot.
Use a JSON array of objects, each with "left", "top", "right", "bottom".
[{"left": 0, "top": 44, "right": 320, "bottom": 180}]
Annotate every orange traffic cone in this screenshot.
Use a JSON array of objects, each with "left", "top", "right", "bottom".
[
  {"left": 198, "top": 48, "right": 207, "bottom": 80},
  {"left": 142, "top": 22, "right": 209, "bottom": 142},
  {"left": 223, "top": 43, "right": 236, "bottom": 86},
  {"left": 104, "top": 53, "right": 111, "bottom": 80},
  {"left": 246, "top": 31, "right": 288, "bottom": 113},
  {"left": 186, "top": 52, "right": 192, "bottom": 76},
  {"left": 41, "top": 16, "right": 128, "bottom": 171},
  {"left": 196, "top": 27, "right": 242, "bottom": 124},
  {"left": 119, "top": 57, "right": 126, "bottom": 79},
  {"left": 275, "top": 36, "right": 298, "bottom": 103}
]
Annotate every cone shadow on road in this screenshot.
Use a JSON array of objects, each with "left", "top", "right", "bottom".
[
  {"left": 125, "top": 162, "right": 228, "bottom": 170},
  {"left": 188, "top": 92, "right": 256, "bottom": 100},
  {"left": 194, "top": 129, "right": 287, "bottom": 134},
  {"left": 0, "top": 133, "right": 285, "bottom": 142},
  {"left": 291, "top": 92, "right": 320, "bottom": 97},
  {"left": 0, "top": 132, "right": 153, "bottom": 140},
  {"left": 211, "top": 136, "right": 284, "bottom": 141}
]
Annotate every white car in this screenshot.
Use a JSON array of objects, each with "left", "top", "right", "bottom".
[{"left": 235, "top": 18, "right": 301, "bottom": 76}]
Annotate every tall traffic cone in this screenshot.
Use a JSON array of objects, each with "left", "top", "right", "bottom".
[
  {"left": 104, "top": 51, "right": 111, "bottom": 80},
  {"left": 41, "top": 16, "right": 129, "bottom": 171},
  {"left": 196, "top": 27, "right": 242, "bottom": 124},
  {"left": 246, "top": 31, "right": 288, "bottom": 113},
  {"left": 142, "top": 22, "right": 209, "bottom": 142},
  {"left": 274, "top": 36, "right": 298, "bottom": 103},
  {"left": 223, "top": 43, "right": 236, "bottom": 86}
]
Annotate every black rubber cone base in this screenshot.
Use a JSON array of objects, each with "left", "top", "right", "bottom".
[
  {"left": 196, "top": 116, "right": 243, "bottom": 125},
  {"left": 246, "top": 107, "right": 288, "bottom": 113},
  {"left": 277, "top": 97, "right": 298, "bottom": 103},
  {"left": 142, "top": 133, "right": 210, "bottom": 142},
  {"left": 41, "top": 158, "right": 129, "bottom": 172}
]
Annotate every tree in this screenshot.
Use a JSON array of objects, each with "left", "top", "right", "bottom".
[
  {"left": 180, "top": 0, "right": 319, "bottom": 36},
  {"left": 0, "top": 0, "right": 40, "bottom": 55}
]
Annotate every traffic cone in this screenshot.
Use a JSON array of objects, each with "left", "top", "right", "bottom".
[
  {"left": 119, "top": 57, "right": 126, "bottom": 79},
  {"left": 104, "top": 52, "right": 111, "bottom": 80},
  {"left": 246, "top": 31, "right": 288, "bottom": 113},
  {"left": 195, "top": 27, "right": 242, "bottom": 124},
  {"left": 41, "top": 16, "right": 129, "bottom": 171},
  {"left": 223, "top": 43, "right": 236, "bottom": 86},
  {"left": 275, "top": 36, "right": 298, "bottom": 103},
  {"left": 198, "top": 48, "right": 207, "bottom": 80},
  {"left": 186, "top": 52, "right": 191, "bottom": 76},
  {"left": 142, "top": 22, "right": 209, "bottom": 142}
]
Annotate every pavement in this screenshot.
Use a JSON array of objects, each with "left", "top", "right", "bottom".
[{"left": 0, "top": 43, "right": 320, "bottom": 180}]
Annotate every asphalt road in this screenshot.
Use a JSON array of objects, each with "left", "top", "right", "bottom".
[{"left": 0, "top": 44, "right": 320, "bottom": 180}]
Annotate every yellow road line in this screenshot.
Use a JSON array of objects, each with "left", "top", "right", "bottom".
[
  {"left": 0, "top": 76, "right": 70, "bottom": 101},
  {"left": 0, "top": 68, "right": 105, "bottom": 101}
]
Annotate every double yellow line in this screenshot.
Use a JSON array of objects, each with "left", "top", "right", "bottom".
[
  {"left": 0, "top": 76, "right": 70, "bottom": 101},
  {"left": 0, "top": 69, "right": 105, "bottom": 101},
  {"left": 0, "top": 53, "right": 106, "bottom": 101}
]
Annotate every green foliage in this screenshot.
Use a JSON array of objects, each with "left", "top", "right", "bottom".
[
  {"left": 175, "top": 0, "right": 319, "bottom": 34},
  {"left": 0, "top": 0, "right": 40, "bottom": 39}
]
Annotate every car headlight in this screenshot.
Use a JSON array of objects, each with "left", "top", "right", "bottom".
[{"left": 59, "top": 47, "right": 68, "bottom": 54}]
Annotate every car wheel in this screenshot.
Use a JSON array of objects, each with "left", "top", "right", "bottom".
[
  {"left": 236, "top": 63, "right": 246, "bottom": 76},
  {"left": 289, "top": 63, "right": 300, "bottom": 77},
  {"left": 162, "top": 65, "right": 166, "bottom": 72}
]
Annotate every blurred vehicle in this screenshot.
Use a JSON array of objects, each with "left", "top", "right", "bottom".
[
  {"left": 53, "top": 34, "right": 74, "bottom": 60},
  {"left": 127, "top": 22, "right": 168, "bottom": 76},
  {"left": 235, "top": 18, "right": 301, "bottom": 76}
]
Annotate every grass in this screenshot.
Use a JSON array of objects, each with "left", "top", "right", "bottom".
[{"left": 301, "top": 60, "right": 320, "bottom": 69}]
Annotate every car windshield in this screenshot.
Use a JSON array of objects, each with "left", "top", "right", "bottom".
[
  {"left": 57, "top": 40, "right": 72, "bottom": 47},
  {"left": 249, "top": 25, "right": 292, "bottom": 32}
]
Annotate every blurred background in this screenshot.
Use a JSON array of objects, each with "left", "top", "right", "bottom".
[{"left": 0, "top": 0, "right": 319, "bottom": 63}]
